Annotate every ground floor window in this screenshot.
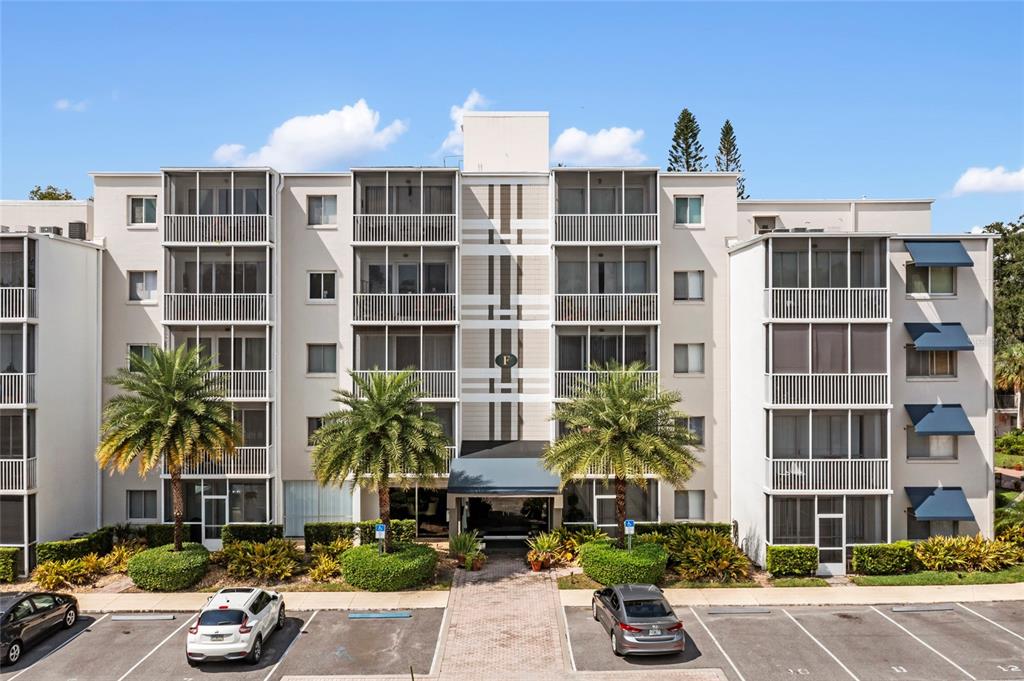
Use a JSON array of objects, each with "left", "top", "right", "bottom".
[
  {"left": 674, "top": 490, "right": 705, "bottom": 520},
  {"left": 161, "top": 479, "right": 271, "bottom": 542},
  {"left": 846, "top": 495, "right": 887, "bottom": 544},
  {"left": 564, "top": 480, "right": 658, "bottom": 533},
  {"left": 390, "top": 486, "right": 447, "bottom": 537},
  {"left": 907, "top": 509, "right": 959, "bottom": 540},
  {"left": 771, "top": 497, "right": 815, "bottom": 544},
  {"left": 283, "top": 480, "right": 353, "bottom": 537},
  {"left": 1, "top": 494, "right": 24, "bottom": 544},
  {"left": 127, "top": 490, "right": 157, "bottom": 521},
  {"left": 229, "top": 482, "right": 268, "bottom": 523}
]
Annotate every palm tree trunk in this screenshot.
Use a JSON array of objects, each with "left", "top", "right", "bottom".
[
  {"left": 1016, "top": 388, "right": 1023, "bottom": 431},
  {"left": 615, "top": 476, "right": 626, "bottom": 548},
  {"left": 378, "top": 484, "right": 391, "bottom": 552},
  {"left": 170, "top": 469, "right": 184, "bottom": 551}
]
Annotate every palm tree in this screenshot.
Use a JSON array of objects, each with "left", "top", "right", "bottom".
[
  {"left": 544, "top": 361, "right": 701, "bottom": 544},
  {"left": 996, "top": 342, "right": 1024, "bottom": 429},
  {"left": 311, "top": 370, "right": 450, "bottom": 550},
  {"left": 97, "top": 346, "right": 241, "bottom": 551}
]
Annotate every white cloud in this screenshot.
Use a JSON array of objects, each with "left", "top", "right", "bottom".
[
  {"left": 439, "top": 90, "right": 486, "bottom": 155},
  {"left": 212, "top": 99, "right": 407, "bottom": 171},
  {"left": 952, "top": 166, "right": 1024, "bottom": 196},
  {"left": 54, "top": 98, "right": 87, "bottom": 112},
  {"left": 551, "top": 127, "right": 646, "bottom": 165}
]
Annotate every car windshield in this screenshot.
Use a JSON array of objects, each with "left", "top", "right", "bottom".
[
  {"left": 623, "top": 599, "right": 672, "bottom": 618},
  {"left": 198, "top": 609, "right": 245, "bottom": 626}
]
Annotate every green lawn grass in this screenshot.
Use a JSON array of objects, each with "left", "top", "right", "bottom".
[
  {"left": 771, "top": 577, "right": 829, "bottom": 587},
  {"left": 557, "top": 573, "right": 602, "bottom": 590},
  {"left": 995, "top": 451, "right": 1024, "bottom": 469},
  {"left": 850, "top": 564, "right": 1024, "bottom": 586},
  {"left": 997, "top": 490, "right": 1021, "bottom": 508},
  {"left": 556, "top": 572, "right": 761, "bottom": 589}
]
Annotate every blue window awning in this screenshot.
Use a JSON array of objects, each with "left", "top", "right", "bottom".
[
  {"left": 447, "top": 441, "right": 560, "bottom": 495},
  {"left": 905, "top": 486, "right": 975, "bottom": 522},
  {"left": 905, "top": 241, "right": 972, "bottom": 267},
  {"left": 905, "top": 404, "right": 974, "bottom": 436},
  {"left": 904, "top": 322, "right": 974, "bottom": 351}
]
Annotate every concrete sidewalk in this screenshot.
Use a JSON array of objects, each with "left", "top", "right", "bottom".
[
  {"left": 74, "top": 589, "right": 449, "bottom": 612},
  {"left": 559, "top": 581, "right": 1024, "bottom": 607}
]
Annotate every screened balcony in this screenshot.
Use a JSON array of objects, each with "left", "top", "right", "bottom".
[
  {"left": 161, "top": 405, "right": 272, "bottom": 477},
  {"left": 353, "top": 169, "right": 457, "bottom": 243},
  {"left": 555, "top": 327, "right": 657, "bottom": 398},
  {"left": 163, "top": 170, "right": 273, "bottom": 244},
  {"left": 163, "top": 247, "right": 272, "bottom": 323},
  {"left": 0, "top": 410, "right": 36, "bottom": 493},
  {"left": 0, "top": 325, "right": 35, "bottom": 406},
  {"left": 353, "top": 247, "right": 456, "bottom": 323},
  {"left": 553, "top": 170, "right": 658, "bottom": 243},
  {"left": 0, "top": 238, "right": 37, "bottom": 320},
  {"left": 165, "top": 327, "right": 272, "bottom": 400},
  {"left": 353, "top": 327, "right": 457, "bottom": 400},
  {"left": 555, "top": 247, "right": 658, "bottom": 323}
]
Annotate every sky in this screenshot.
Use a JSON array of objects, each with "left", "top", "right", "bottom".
[{"left": 1, "top": 1, "right": 1022, "bottom": 234}]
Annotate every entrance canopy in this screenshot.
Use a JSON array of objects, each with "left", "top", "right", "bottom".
[
  {"left": 905, "top": 486, "right": 975, "bottom": 522},
  {"left": 447, "top": 440, "right": 560, "bottom": 495}
]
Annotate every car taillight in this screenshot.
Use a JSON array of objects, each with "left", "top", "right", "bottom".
[
  {"left": 666, "top": 622, "right": 684, "bottom": 632},
  {"left": 618, "top": 622, "right": 642, "bottom": 633},
  {"left": 188, "top": 620, "right": 199, "bottom": 634},
  {"left": 238, "top": 615, "right": 252, "bottom": 634}
]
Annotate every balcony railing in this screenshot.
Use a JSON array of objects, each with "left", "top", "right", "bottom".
[
  {"left": 352, "top": 370, "right": 457, "bottom": 399},
  {"left": 0, "top": 288, "right": 37, "bottom": 319},
  {"left": 767, "top": 288, "right": 888, "bottom": 320},
  {"left": 164, "top": 215, "right": 271, "bottom": 244},
  {"left": 996, "top": 394, "right": 1018, "bottom": 410},
  {"left": 164, "top": 293, "right": 271, "bottom": 323},
  {"left": 555, "top": 370, "right": 659, "bottom": 399},
  {"left": 353, "top": 293, "right": 457, "bottom": 323},
  {"left": 0, "top": 458, "right": 36, "bottom": 492},
  {"left": 162, "top": 446, "right": 272, "bottom": 477},
  {"left": 554, "top": 214, "right": 658, "bottom": 243},
  {"left": 209, "top": 370, "right": 271, "bottom": 400},
  {"left": 354, "top": 215, "right": 457, "bottom": 243},
  {"left": 769, "top": 373, "right": 888, "bottom": 406},
  {"left": 766, "top": 458, "right": 889, "bottom": 493},
  {"left": 0, "top": 373, "right": 35, "bottom": 406},
  {"left": 555, "top": 293, "right": 658, "bottom": 322}
]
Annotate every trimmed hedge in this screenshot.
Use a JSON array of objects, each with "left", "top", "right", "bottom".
[
  {"left": 765, "top": 545, "right": 819, "bottom": 577},
  {"left": 0, "top": 547, "right": 18, "bottom": 583},
  {"left": 37, "top": 526, "right": 115, "bottom": 563},
  {"left": 851, "top": 542, "right": 916, "bottom": 575},
  {"left": 221, "top": 524, "right": 284, "bottom": 545},
  {"left": 144, "top": 524, "right": 175, "bottom": 548},
  {"left": 304, "top": 519, "right": 416, "bottom": 551},
  {"left": 635, "top": 522, "right": 732, "bottom": 539},
  {"left": 356, "top": 519, "right": 416, "bottom": 544},
  {"left": 340, "top": 542, "right": 438, "bottom": 591},
  {"left": 578, "top": 541, "right": 668, "bottom": 585},
  {"left": 127, "top": 543, "right": 209, "bottom": 591}
]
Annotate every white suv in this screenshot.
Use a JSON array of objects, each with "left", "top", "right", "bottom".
[{"left": 185, "top": 587, "right": 285, "bottom": 666}]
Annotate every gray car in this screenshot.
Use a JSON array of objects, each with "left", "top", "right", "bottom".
[{"left": 591, "top": 584, "right": 684, "bottom": 656}]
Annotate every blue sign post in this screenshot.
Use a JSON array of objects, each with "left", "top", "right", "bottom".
[
  {"left": 375, "top": 523, "right": 386, "bottom": 554},
  {"left": 624, "top": 519, "right": 635, "bottom": 552}
]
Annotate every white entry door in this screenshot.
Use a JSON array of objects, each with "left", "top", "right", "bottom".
[
  {"left": 203, "top": 496, "right": 227, "bottom": 550},
  {"left": 816, "top": 514, "right": 845, "bottom": 576}
]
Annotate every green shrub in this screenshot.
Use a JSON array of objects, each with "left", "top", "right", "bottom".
[
  {"left": 220, "top": 524, "right": 284, "bottom": 545},
  {"left": 102, "top": 540, "right": 146, "bottom": 573},
  {"left": 851, "top": 542, "right": 916, "bottom": 575},
  {"left": 448, "top": 530, "right": 481, "bottom": 561},
  {"left": 308, "top": 554, "right": 342, "bottom": 583},
  {"left": 144, "top": 524, "right": 175, "bottom": 548},
  {"left": 222, "top": 538, "right": 301, "bottom": 583},
  {"left": 0, "top": 547, "right": 18, "bottom": 583},
  {"left": 32, "top": 556, "right": 103, "bottom": 590},
  {"left": 311, "top": 537, "right": 353, "bottom": 561},
  {"left": 340, "top": 543, "right": 438, "bottom": 591},
  {"left": 36, "top": 526, "right": 116, "bottom": 563},
  {"left": 550, "top": 527, "right": 610, "bottom": 564},
  {"left": 578, "top": 541, "right": 668, "bottom": 585},
  {"left": 675, "top": 529, "right": 751, "bottom": 583},
  {"left": 765, "top": 545, "right": 818, "bottom": 577},
  {"left": 304, "top": 522, "right": 359, "bottom": 549},
  {"left": 914, "top": 533, "right": 1022, "bottom": 572},
  {"left": 997, "top": 523, "right": 1024, "bottom": 548},
  {"left": 127, "top": 543, "right": 209, "bottom": 591},
  {"left": 356, "top": 519, "right": 416, "bottom": 544},
  {"left": 636, "top": 522, "right": 732, "bottom": 539}
]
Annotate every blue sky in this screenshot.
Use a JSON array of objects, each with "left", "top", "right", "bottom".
[{"left": 2, "top": 2, "right": 1022, "bottom": 233}]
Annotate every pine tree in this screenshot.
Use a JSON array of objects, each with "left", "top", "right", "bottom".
[
  {"left": 667, "top": 108, "right": 706, "bottom": 172},
  {"left": 715, "top": 119, "right": 748, "bottom": 199}
]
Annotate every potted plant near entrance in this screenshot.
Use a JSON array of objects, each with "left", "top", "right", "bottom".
[
  {"left": 527, "top": 548, "right": 545, "bottom": 572},
  {"left": 526, "top": 532, "right": 561, "bottom": 571}
]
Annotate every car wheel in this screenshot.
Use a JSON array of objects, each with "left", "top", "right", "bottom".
[
  {"left": 63, "top": 607, "right": 78, "bottom": 629},
  {"left": 611, "top": 630, "right": 622, "bottom": 657},
  {"left": 592, "top": 601, "right": 599, "bottom": 621},
  {"left": 186, "top": 656, "right": 199, "bottom": 668},
  {"left": 6, "top": 640, "right": 23, "bottom": 665},
  {"left": 247, "top": 635, "right": 263, "bottom": 664},
  {"left": 276, "top": 604, "right": 286, "bottom": 631}
]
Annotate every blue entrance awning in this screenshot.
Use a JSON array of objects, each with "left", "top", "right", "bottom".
[
  {"left": 905, "top": 241, "right": 972, "bottom": 267},
  {"left": 905, "top": 486, "right": 976, "bottom": 522},
  {"left": 447, "top": 441, "right": 560, "bottom": 495},
  {"left": 905, "top": 404, "right": 974, "bottom": 436},
  {"left": 904, "top": 322, "right": 974, "bottom": 351}
]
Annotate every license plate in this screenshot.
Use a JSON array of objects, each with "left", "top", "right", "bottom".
[
  {"left": 649, "top": 628, "right": 662, "bottom": 636},
  {"left": 209, "top": 634, "right": 225, "bottom": 641}
]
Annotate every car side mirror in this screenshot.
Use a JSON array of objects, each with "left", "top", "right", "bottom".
[{"left": 271, "top": 594, "right": 279, "bottom": 600}]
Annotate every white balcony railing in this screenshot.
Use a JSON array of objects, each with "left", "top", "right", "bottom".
[
  {"left": 0, "top": 458, "right": 36, "bottom": 492},
  {"left": 555, "top": 293, "right": 658, "bottom": 322},
  {"left": 164, "top": 215, "right": 271, "bottom": 244},
  {"left": 768, "top": 288, "right": 888, "bottom": 320},
  {"left": 209, "top": 370, "right": 271, "bottom": 400},
  {"left": 555, "top": 370, "right": 659, "bottom": 399},
  {"left": 766, "top": 458, "right": 889, "bottom": 493},
  {"left": 354, "top": 215, "right": 457, "bottom": 243},
  {"left": 352, "top": 370, "right": 457, "bottom": 399},
  {"left": 554, "top": 214, "right": 658, "bottom": 243},
  {"left": 162, "top": 446, "right": 272, "bottom": 477},
  {"left": 353, "top": 293, "right": 457, "bottom": 322},
  {"left": 0, "top": 373, "right": 34, "bottom": 405},
  {"left": 164, "top": 293, "right": 271, "bottom": 323},
  {"left": 0, "top": 288, "right": 36, "bottom": 319},
  {"left": 769, "top": 373, "right": 888, "bottom": 406}
]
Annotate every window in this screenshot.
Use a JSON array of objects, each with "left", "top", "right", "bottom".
[
  {"left": 307, "top": 344, "right": 337, "bottom": 374},
  {"left": 673, "top": 343, "right": 704, "bottom": 373},
  {"left": 674, "top": 490, "right": 705, "bottom": 520},
  {"left": 127, "top": 344, "right": 155, "bottom": 371},
  {"left": 851, "top": 325, "right": 887, "bottom": 373},
  {"left": 907, "top": 509, "right": 931, "bottom": 541},
  {"left": 812, "top": 324, "right": 847, "bottom": 373},
  {"left": 907, "top": 431, "right": 957, "bottom": 460},
  {"left": 674, "top": 196, "right": 703, "bottom": 225},
  {"left": 677, "top": 416, "right": 705, "bottom": 445},
  {"left": 128, "top": 271, "right": 157, "bottom": 302},
  {"left": 307, "top": 417, "right": 323, "bottom": 446},
  {"left": 673, "top": 271, "right": 704, "bottom": 301},
  {"left": 558, "top": 188, "right": 585, "bottom": 214},
  {"left": 307, "top": 195, "right": 338, "bottom": 225},
  {"left": 127, "top": 490, "right": 157, "bottom": 520},
  {"left": 772, "top": 325, "right": 809, "bottom": 373},
  {"left": 812, "top": 412, "right": 848, "bottom": 459},
  {"left": 907, "top": 264, "right": 955, "bottom": 296},
  {"left": 30, "top": 594, "right": 56, "bottom": 611},
  {"left": 773, "top": 412, "right": 810, "bottom": 459},
  {"left": 906, "top": 349, "right": 956, "bottom": 378},
  {"left": 308, "top": 272, "right": 336, "bottom": 302},
  {"left": 230, "top": 481, "right": 267, "bottom": 523},
  {"left": 249, "top": 591, "right": 272, "bottom": 614},
  {"left": 10, "top": 599, "right": 33, "bottom": 622},
  {"left": 772, "top": 497, "right": 815, "bottom": 544},
  {"left": 129, "top": 197, "right": 156, "bottom": 225}
]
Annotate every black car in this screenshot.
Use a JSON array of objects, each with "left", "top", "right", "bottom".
[{"left": 1, "top": 592, "right": 79, "bottom": 666}]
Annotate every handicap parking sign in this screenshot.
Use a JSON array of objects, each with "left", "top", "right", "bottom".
[
  {"left": 375, "top": 523, "right": 386, "bottom": 539},
  {"left": 624, "top": 519, "right": 635, "bottom": 535}
]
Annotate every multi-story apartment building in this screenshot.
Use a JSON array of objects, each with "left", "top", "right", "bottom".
[{"left": 1, "top": 111, "right": 995, "bottom": 575}]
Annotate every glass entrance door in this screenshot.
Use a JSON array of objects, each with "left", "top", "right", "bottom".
[
  {"left": 817, "top": 515, "right": 844, "bottom": 576},
  {"left": 464, "top": 497, "right": 550, "bottom": 539},
  {"left": 203, "top": 496, "right": 227, "bottom": 550}
]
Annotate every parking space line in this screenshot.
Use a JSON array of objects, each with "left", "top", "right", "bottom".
[
  {"left": 956, "top": 602, "right": 1024, "bottom": 643},
  {"left": 5, "top": 613, "right": 109, "bottom": 681},
  {"left": 261, "top": 609, "right": 318, "bottom": 681},
  {"left": 687, "top": 606, "right": 746, "bottom": 681},
  {"left": 560, "top": 606, "right": 577, "bottom": 673},
  {"left": 781, "top": 609, "right": 859, "bottom": 681},
  {"left": 117, "top": 616, "right": 192, "bottom": 681},
  {"left": 868, "top": 605, "right": 976, "bottom": 681},
  {"left": 429, "top": 606, "right": 451, "bottom": 677}
]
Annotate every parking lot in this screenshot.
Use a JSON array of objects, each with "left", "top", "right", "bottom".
[
  {"left": 565, "top": 601, "right": 1024, "bottom": 680},
  {"left": 0, "top": 608, "right": 444, "bottom": 681}
]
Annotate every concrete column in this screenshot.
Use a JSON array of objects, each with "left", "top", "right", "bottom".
[
  {"left": 551, "top": 494, "right": 564, "bottom": 529},
  {"left": 446, "top": 494, "right": 460, "bottom": 539}
]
